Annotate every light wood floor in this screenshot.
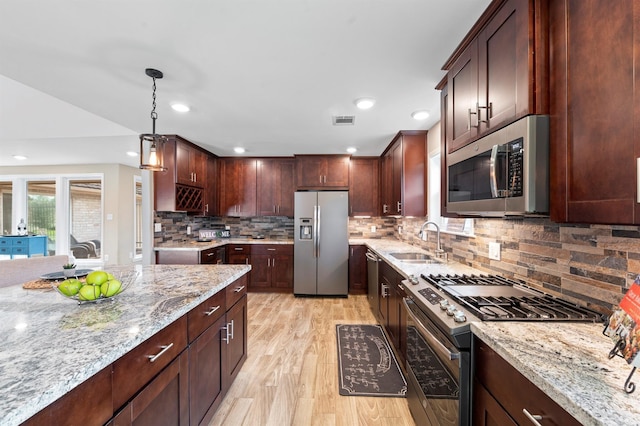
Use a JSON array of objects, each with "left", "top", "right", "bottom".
[{"left": 209, "top": 293, "right": 416, "bottom": 426}]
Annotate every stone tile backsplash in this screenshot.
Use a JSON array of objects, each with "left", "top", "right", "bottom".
[{"left": 155, "top": 211, "right": 640, "bottom": 313}]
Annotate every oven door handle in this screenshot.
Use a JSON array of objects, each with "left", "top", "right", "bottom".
[{"left": 403, "top": 297, "right": 460, "bottom": 361}]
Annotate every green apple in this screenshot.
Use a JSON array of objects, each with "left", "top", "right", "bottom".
[
  {"left": 101, "top": 279, "right": 122, "bottom": 297},
  {"left": 78, "top": 284, "right": 101, "bottom": 301},
  {"left": 85, "top": 270, "right": 108, "bottom": 286},
  {"left": 57, "top": 279, "right": 82, "bottom": 296}
]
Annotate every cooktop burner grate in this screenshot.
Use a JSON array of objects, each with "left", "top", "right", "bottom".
[{"left": 419, "top": 273, "right": 604, "bottom": 322}]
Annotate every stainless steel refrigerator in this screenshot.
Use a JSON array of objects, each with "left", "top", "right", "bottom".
[{"left": 294, "top": 191, "right": 348, "bottom": 296}]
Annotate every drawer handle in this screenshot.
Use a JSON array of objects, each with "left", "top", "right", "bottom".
[
  {"left": 234, "top": 285, "right": 245, "bottom": 293},
  {"left": 205, "top": 305, "right": 221, "bottom": 316},
  {"left": 234, "top": 248, "right": 244, "bottom": 251},
  {"left": 147, "top": 343, "right": 174, "bottom": 363},
  {"left": 207, "top": 252, "right": 215, "bottom": 257},
  {"left": 522, "top": 409, "right": 543, "bottom": 426},
  {"left": 267, "top": 248, "right": 276, "bottom": 251}
]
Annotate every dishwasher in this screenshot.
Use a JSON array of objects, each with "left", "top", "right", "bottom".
[{"left": 365, "top": 250, "right": 380, "bottom": 319}]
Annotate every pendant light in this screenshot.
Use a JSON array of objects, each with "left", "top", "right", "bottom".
[{"left": 139, "top": 68, "right": 167, "bottom": 171}]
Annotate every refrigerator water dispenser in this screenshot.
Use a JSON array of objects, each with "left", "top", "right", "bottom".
[{"left": 299, "top": 219, "right": 313, "bottom": 240}]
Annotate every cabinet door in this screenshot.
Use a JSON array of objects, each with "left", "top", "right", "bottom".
[
  {"left": 402, "top": 133, "right": 427, "bottom": 217},
  {"left": 447, "top": 41, "right": 479, "bottom": 153},
  {"left": 391, "top": 141, "right": 403, "bottom": 214},
  {"left": 550, "top": 0, "right": 639, "bottom": 224},
  {"left": 110, "top": 352, "right": 189, "bottom": 426},
  {"left": 204, "top": 156, "right": 218, "bottom": 216},
  {"left": 277, "top": 159, "right": 295, "bottom": 216},
  {"left": 349, "top": 158, "right": 379, "bottom": 217},
  {"left": 249, "top": 254, "right": 271, "bottom": 289},
  {"left": 296, "top": 156, "right": 325, "bottom": 188},
  {"left": 348, "top": 245, "right": 367, "bottom": 294},
  {"left": 380, "top": 151, "right": 393, "bottom": 215},
  {"left": 191, "top": 150, "right": 207, "bottom": 188},
  {"left": 222, "top": 295, "right": 248, "bottom": 391},
  {"left": 189, "top": 316, "right": 226, "bottom": 426},
  {"left": 176, "top": 142, "right": 193, "bottom": 187},
  {"left": 257, "top": 159, "right": 294, "bottom": 216},
  {"left": 473, "top": 381, "right": 517, "bottom": 426},
  {"left": 324, "top": 155, "right": 350, "bottom": 188},
  {"left": 477, "top": 0, "right": 529, "bottom": 132},
  {"left": 271, "top": 252, "right": 293, "bottom": 289},
  {"left": 220, "top": 159, "right": 257, "bottom": 217}
]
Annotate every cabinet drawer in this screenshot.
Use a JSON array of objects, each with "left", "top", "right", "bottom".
[
  {"left": 200, "top": 247, "right": 219, "bottom": 264},
  {"left": 226, "top": 244, "right": 251, "bottom": 254},
  {"left": 113, "top": 316, "right": 188, "bottom": 410},
  {"left": 474, "top": 338, "right": 581, "bottom": 426},
  {"left": 251, "top": 244, "right": 293, "bottom": 255},
  {"left": 187, "top": 290, "right": 226, "bottom": 342},
  {"left": 0, "top": 238, "right": 10, "bottom": 247},
  {"left": 226, "top": 275, "right": 247, "bottom": 308}
]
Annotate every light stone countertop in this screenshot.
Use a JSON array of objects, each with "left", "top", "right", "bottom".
[
  {"left": 154, "top": 238, "right": 293, "bottom": 251},
  {"left": 352, "top": 238, "right": 640, "bottom": 426},
  {"left": 0, "top": 264, "right": 250, "bottom": 426}
]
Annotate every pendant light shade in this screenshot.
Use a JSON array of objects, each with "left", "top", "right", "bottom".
[{"left": 139, "top": 68, "right": 167, "bottom": 171}]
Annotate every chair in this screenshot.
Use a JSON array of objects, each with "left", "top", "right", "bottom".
[{"left": 70, "top": 235, "right": 98, "bottom": 258}]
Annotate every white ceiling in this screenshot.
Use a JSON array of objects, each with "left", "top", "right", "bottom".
[{"left": 0, "top": 0, "right": 491, "bottom": 168}]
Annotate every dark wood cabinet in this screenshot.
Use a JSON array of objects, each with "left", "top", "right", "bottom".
[
  {"left": 444, "top": 0, "right": 548, "bottom": 153},
  {"left": 203, "top": 155, "right": 219, "bottom": 216},
  {"left": 380, "top": 150, "right": 393, "bottom": 215},
  {"left": 473, "top": 337, "right": 581, "bottom": 426},
  {"left": 201, "top": 246, "right": 225, "bottom": 265},
  {"left": 348, "top": 245, "right": 367, "bottom": 295},
  {"left": 110, "top": 352, "right": 190, "bottom": 426},
  {"left": 380, "top": 131, "right": 427, "bottom": 217},
  {"left": 222, "top": 294, "right": 248, "bottom": 391},
  {"left": 249, "top": 244, "right": 293, "bottom": 292},
  {"left": 219, "top": 158, "right": 257, "bottom": 217},
  {"left": 349, "top": 157, "right": 379, "bottom": 217},
  {"left": 257, "top": 158, "right": 295, "bottom": 216},
  {"left": 176, "top": 141, "right": 207, "bottom": 189},
  {"left": 295, "top": 155, "right": 350, "bottom": 189},
  {"left": 549, "top": 0, "right": 640, "bottom": 224},
  {"left": 378, "top": 259, "right": 406, "bottom": 363},
  {"left": 226, "top": 244, "right": 251, "bottom": 266},
  {"left": 154, "top": 135, "right": 215, "bottom": 214}
]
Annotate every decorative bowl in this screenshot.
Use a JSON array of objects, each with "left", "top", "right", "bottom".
[{"left": 53, "top": 270, "right": 139, "bottom": 305}]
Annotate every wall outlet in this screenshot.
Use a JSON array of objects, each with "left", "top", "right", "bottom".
[
  {"left": 154, "top": 223, "right": 162, "bottom": 232},
  {"left": 104, "top": 254, "right": 109, "bottom": 262},
  {"left": 370, "top": 225, "right": 377, "bottom": 233},
  {"left": 398, "top": 225, "right": 403, "bottom": 235},
  {"left": 488, "top": 242, "right": 501, "bottom": 261},
  {"left": 225, "top": 225, "right": 231, "bottom": 230}
]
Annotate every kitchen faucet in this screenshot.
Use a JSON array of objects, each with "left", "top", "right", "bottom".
[{"left": 418, "top": 221, "right": 445, "bottom": 258}]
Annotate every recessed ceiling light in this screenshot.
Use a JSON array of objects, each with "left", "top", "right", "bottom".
[
  {"left": 13, "top": 155, "right": 27, "bottom": 160},
  {"left": 127, "top": 151, "right": 139, "bottom": 157},
  {"left": 411, "top": 110, "right": 430, "bottom": 120},
  {"left": 346, "top": 147, "right": 357, "bottom": 154},
  {"left": 234, "top": 147, "right": 246, "bottom": 154},
  {"left": 355, "top": 98, "right": 375, "bottom": 110},
  {"left": 171, "top": 103, "right": 190, "bottom": 112}
]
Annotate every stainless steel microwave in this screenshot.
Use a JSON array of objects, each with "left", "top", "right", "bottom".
[{"left": 446, "top": 115, "right": 549, "bottom": 217}]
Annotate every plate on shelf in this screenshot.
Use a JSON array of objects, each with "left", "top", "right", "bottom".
[{"left": 40, "top": 269, "right": 94, "bottom": 280}]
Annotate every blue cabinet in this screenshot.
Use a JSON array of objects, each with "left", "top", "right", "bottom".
[{"left": 0, "top": 235, "right": 48, "bottom": 258}]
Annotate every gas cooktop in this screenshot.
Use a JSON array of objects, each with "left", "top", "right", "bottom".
[{"left": 419, "top": 274, "right": 604, "bottom": 322}]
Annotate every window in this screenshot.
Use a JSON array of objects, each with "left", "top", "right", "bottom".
[
  {"left": 429, "top": 152, "right": 474, "bottom": 236},
  {"left": 0, "top": 174, "right": 104, "bottom": 263}
]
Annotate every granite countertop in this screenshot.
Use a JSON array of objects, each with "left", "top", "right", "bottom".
[
  {"left": 353, "top": 238, "right": 640, "bottom": 426},
  {"left": 154, "top": 237, "right": 293, "bottom": 251},
  {"left": 0, "top": 264, "right": 250, "bottom": 426}
]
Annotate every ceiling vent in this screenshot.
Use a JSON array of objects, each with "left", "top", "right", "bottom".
[{"left": 332, "top": 115, "right": 355, "bottom": 125}]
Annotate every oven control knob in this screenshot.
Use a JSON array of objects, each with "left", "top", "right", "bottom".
[
  {"left": 446, "top": 305, "right": 457, "bottom": 316},
  {"left": 453, "top": 310, "right": 467, "bottom": 323},
  {"left": 439, "top": 299, "right": 449, "bottom": 310}
]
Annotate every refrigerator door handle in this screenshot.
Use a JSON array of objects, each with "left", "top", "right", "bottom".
[{"left": 314, "top": 205, "right": 321, "bottom": 258}]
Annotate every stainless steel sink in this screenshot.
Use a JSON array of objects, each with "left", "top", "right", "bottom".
[{"left": 389, "top": 252, "right": 437, "bottom": 263}]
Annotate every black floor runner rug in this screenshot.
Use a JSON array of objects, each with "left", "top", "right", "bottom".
[{"left": 336, "top": 324, "right": 407, "bottom": 397}]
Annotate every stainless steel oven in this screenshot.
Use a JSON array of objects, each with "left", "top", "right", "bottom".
[{"left": 403, "top": 297, "right": 471, "bottom": 426}]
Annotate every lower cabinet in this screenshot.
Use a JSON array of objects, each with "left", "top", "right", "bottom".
[
  {"left": 473, "top": 337, "right": 581, "bottom": 426},
  {"left": 348, "top": 245, "right": 367, "bottom": 295},
  {"left": 249, "top": 244, "right": 293, "bottom": 292},
  {"left": 378, "top": 259, "right": 407, "bottom": 364}
]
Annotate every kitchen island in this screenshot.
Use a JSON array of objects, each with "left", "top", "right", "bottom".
[{"left": 0, "top": 264, "right": 250, "bottom": 426}]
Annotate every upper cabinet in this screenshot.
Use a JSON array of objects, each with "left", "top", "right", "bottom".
[
  {"left": 204, "top": 155, "right": 219, "bottom": 216},
  {"left": 349, "top": 157, "right": 379, "bottom": 217},
  {"left": 176, "top": 141, "right": 207, "bottom": 188},
  {"left": 295, "top": 155, "right": 350, "bottom": 189},
  {"left": 256, "top": 158, "right": 295, "bottom": 217},
  {"left": 549, "top": 0, "right": 640, "bottom": 224},
  {"left": 154, "top": 135, "right": 215, "bottom": 214},
  {"left": 380, "top": 131, "right": 427, "bottom": 217},
  {"left": 444, "top": 0, "right": 549, "bottom": 153},
  {"left": 219, "top": 158, "right": 257, "bottom": 217}
]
